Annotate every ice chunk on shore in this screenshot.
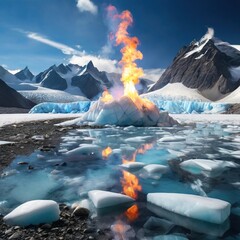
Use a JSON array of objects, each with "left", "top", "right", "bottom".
[
  {"left": 88, "top": 190, "right": 134, "bottom": 209},
  {"left": 147, "top": 193, "right": 230, "bottom": 224},
  {"left": 3, "top": 200, "right": 59, "bottom": 227},
  {"left": 180, "top": 159, "right": 239, "bottom": 177}
]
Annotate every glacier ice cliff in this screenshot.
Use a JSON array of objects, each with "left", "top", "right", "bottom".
[{"left": 30, "top": 98, "right": 229, "bottom": 114}]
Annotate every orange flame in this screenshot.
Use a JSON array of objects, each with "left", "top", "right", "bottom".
[
  {"left": 125, "top": 204, "right": 139, "bottom": 222},
  {"left": 121, "top": 170, "right": 142, "bottom": 199},
  {"left": 121, "top": 151, "right": 141, "bottom": 199},
  {"left": 101, "top": 90, "right": 113, "bottom": 103},
  {"left": 137, "top": 143, "right": 153, "bottom": 154},
  {"left": 106, "top": 6, "right": 156, "bottom": 111},
  {"left": 102, "top": 146, "right": 113, "bottom": 159},
  {"left": 115, "top": 10, "right": 143, "bottom": 98}
]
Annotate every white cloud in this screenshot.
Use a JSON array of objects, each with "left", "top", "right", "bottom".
[
  {"left": 22, "top": 29, "right": 162, "bottom": 79},
  {"left": 27, "top": 32, "right": 82, "bottom": 55},
  {"left": 69, "top": 55, "right": 120, "bottom": 73},
  {"left": 143, "top": 68, "right": 165, "bottom": 82},
  {"left": 7, "top": 69, "right": 21, "bottom": 74},
  {"left": 76, "top": 0, "right": 98, "bottom": 15}
]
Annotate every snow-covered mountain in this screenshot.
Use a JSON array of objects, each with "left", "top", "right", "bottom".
[
  {"left": 149, "top": 28, "right": 240, "bottom": 102},
  {"left": 15, "top": 67, "right": 34, "bottom": 81},
  {"left": 0, "top": 78, "right": 35, "bottom": 109},
  {"left": 0, "top": 65, "right": 20, "bottom": 87}
]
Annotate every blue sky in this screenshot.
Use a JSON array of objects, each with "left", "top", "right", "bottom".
[{"left": 0, "top": 0, "right": 240, "bottom": 77}]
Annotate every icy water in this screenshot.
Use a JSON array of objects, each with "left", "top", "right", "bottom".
[{"left": 1, "top": 123, "right": 240, "bottom": 239}]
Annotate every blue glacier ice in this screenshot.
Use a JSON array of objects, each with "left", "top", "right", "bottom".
[
  {"left": 29, "top": 98, "right": 229, "bottom": 114},
  {"left": 29, "top": 101, "right": 92, "bottom": 113}
]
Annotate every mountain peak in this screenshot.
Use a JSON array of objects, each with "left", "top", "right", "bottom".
[
  {"left": 87, "top": 60, "right": 94, "bottom": 69},
  {"left": 199, "top": 27, "right": 214, "bottom": 45},
  {"left": 15, "top": 66, "right": 34, "bottom": 81}
]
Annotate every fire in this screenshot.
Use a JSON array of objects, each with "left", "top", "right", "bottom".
[
  {"left": 115, "top": 10, "right": 143, "bottom": 97},
  {"left": 121, "top": 170, "right": 142, "bottom": 199},
  {"left": 105, "top": 6, "right": 156, "bottom": 111},
  {"left": 122, "top": 152, "right": 136, "bottom": 164},
  {"left": 101, "top": 90, "right": 113, "bottom": 103},
  {"left": 102, "top": 146, "right": 112, "bottom": 159},
  {"left": 137, "top": 143, "right": 153, "bottom": 154},
  {"left": 125, "top": 204, "right": 139, "bottom": 222},
  {"left": 121, "top": 151, "right": 141, "bottom": 199}
]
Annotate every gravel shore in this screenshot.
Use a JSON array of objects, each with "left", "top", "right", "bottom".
[
  {"left": 0, "top": 118, "right": 78, "bottom": 172},
  {"left": 0, "top": 203, "right": 112, "bottom": 240}
]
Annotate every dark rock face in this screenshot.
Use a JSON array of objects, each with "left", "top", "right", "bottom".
[
  {"left": 15, "top": 67, "right": 34, "bottom": 81},
  {"left": 56, "top": 63, "right": 71, "bottom": 74},
  {"left": 71, "top": 61, "right": 112, "bottom": 99},
  {"left": 72, "top": 73, "right": 103, "bottom": 99},
  {"left": 0, "top": 79, "right": 35, "bottom": 109},
  {"left": 35, "top": 65, "right": 57, "bottom": 83},
  {"left": 149, "top": 40, "right": 240, "bottom": 100},
  {"left": 40, "top": 70, "right": 67, "bottom": 91}
]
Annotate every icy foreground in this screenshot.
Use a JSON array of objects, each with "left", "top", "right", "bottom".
[
  {"left": 60, "top": 96, "right": 177, "bottom": 127},
  {"left": 147, "top": 193, "right": 230, "bottom": 224},
  {"left": 3, "top": 200, "right": 59, "bottom": 227}
]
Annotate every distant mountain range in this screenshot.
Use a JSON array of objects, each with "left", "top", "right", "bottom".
[
  {"left": 149, "top": 29, "right": 240, "bottom": 102},
  {"left": 0, "top": 61, "right": 153, "bottom": 108},
  {"left": 1, "top": 30, "right": 240, "bottom": 110}
]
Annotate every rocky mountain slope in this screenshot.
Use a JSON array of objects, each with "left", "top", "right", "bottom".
[
  {"left": 149, "top": 29, "right": 240, "bottom": 101},
  {"left": 0, "top": 79, "right": 35, "bottom": 109}
]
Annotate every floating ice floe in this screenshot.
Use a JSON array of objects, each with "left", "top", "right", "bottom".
[
  {"left": 180, "top": 159, "right": 239, "bottom": 177},
  {"left": 158, "top": 136, "right": 185, "bottom": 142},
  {"left": 65, "top": 144, "right": 101, "bottom": 159},
  {"left": 88, "top": 190, "right": 134, "bottom": 209},
  {"left": 143, "top": 164, "right": 169, "bottom": 174},
  {"left": 147, "top": 193, "right": 231, "bottom": 224},
  {"left": 3, "top": 200, "right": 59, "bottom": 227},
  {"left": 120, "top": 162, "right": 145, "bottom": 171}
]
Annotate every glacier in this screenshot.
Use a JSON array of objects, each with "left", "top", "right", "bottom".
[
  {"left": 29, "top": 101, "right": 92, "bottom": 114},
  {"left": 30, "top": 98, "right": 229, "bottom": 114}
]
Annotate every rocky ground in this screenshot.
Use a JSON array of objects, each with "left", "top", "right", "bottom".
[
  {"left": 0, "top": 107, "right": 30, "bottom": 114},
  {"left": 225, "top": 104, "right": 240, "bottom": 114},
  {"left": 0, "top": 203, "right": 112, "bottom": 240},
  {"left": 0, "top": 118, "right": 78, "bottom": 171}
]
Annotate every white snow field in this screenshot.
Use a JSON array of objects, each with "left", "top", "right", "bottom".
[
  {"left": 147, "top": 193, "right": 231, "bottom": 224},
  {"left": 3, "top": 200, "right": 59, "bottom": 227},
  {"left": 0, "top": 113, "right": 82, "bottom": 127},
  {"left": 144, "top": 83, "right": 209, "bottom": 101}
]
